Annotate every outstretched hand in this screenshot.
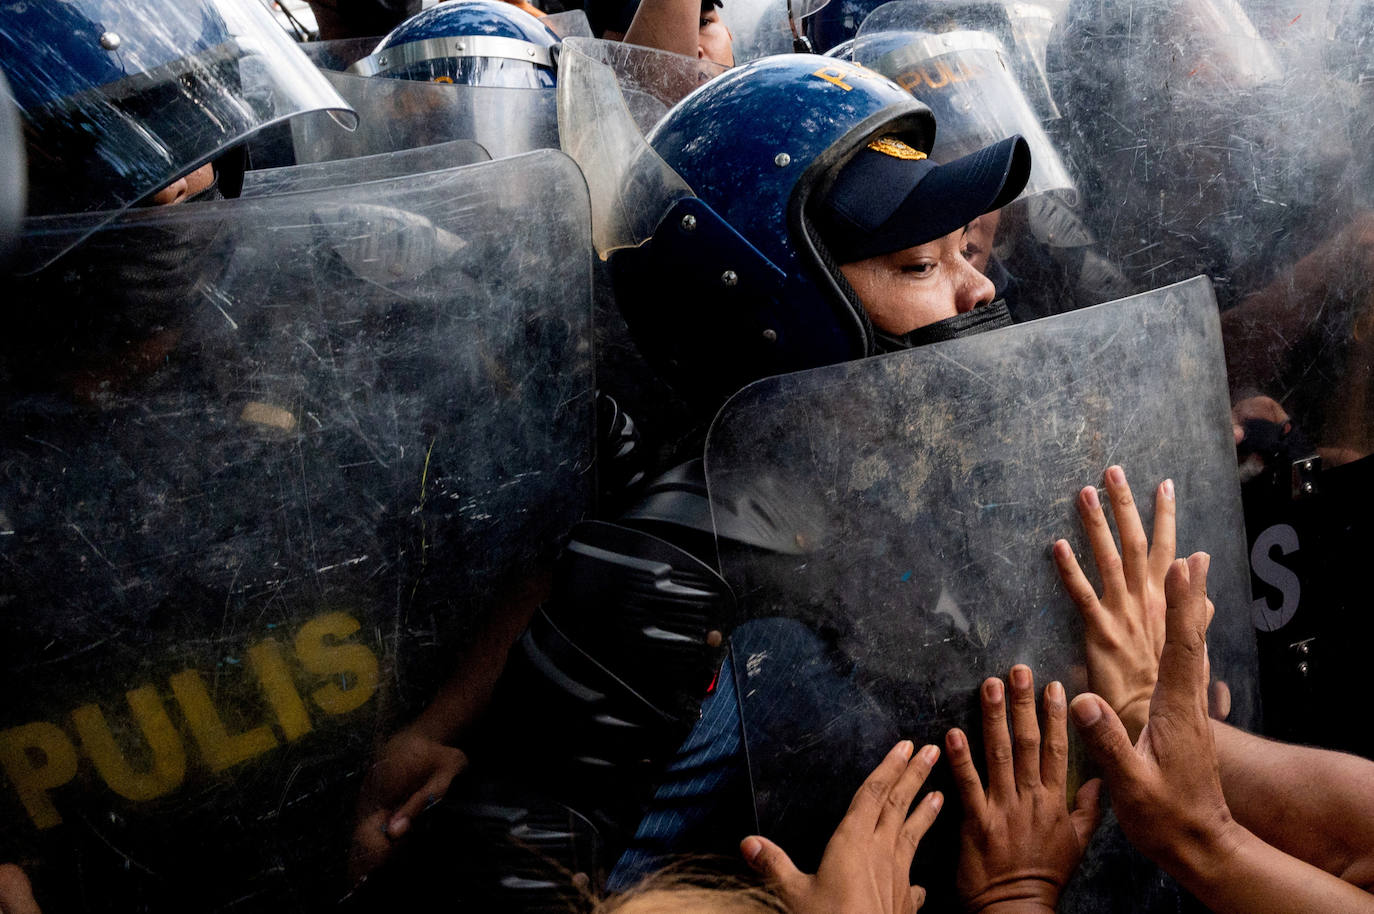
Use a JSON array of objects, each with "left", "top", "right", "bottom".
[
  {"left": 1053, "top": 466, "right": 1178, "bottom": 741},
  {"left": 1068, "top": 553, "right": 1239, "bottom": 871},
  {"left": 741, "top": 740, "right": 943, "bottom": 914},
  {"left": 949, "top": 666, "right": 1102, "bottom": 914}
]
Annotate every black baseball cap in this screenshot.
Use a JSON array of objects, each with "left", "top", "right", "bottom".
[{"left": 816, "top": 134, "right": 1031, "bottom": 263}]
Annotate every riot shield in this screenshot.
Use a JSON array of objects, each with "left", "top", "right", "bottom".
[
  {"left": 705, "top": 276, "right": 1256, "bottom": 912},
  {"left": 240, "top": 138, "right": 491, "bottom": 196},
  {"left": 1, "top": 149, "right": 595, "bottom": 912},
  {"left": 291, "top": 62, "right": 557, "bottom": 162},
  {"left": 721, "top": 0, "right": 834, "bottom": 59}
]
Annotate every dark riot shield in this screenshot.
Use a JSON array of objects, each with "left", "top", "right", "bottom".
[
  {"left": 291, "top": 66, "right": 558, "bottom": 163},
  {"left": 705, "top": 276, "right": 1255, "bottom": 912},
  {"left": 240, "top": 138, "right": 491, "bottom": 197},
  {"left": 1, "top": 149, "right": 595, "bottom": 912}
]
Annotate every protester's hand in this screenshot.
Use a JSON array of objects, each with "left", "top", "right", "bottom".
[
  {"left": 1053, "top": 466, "right": 1179, "bottom": 741},
  {"left": 741, "top": 740, "right": 943, "bottom": 913},
  {"left": 948, "top": 666, "right": 1101, "bottom": 914},
  {"left": 1069, "top": 554, "right": 1242, "bottom": 872},
  {"left": 349, "top": 727, "right": 468, "bottom": 883},
  {"left": 0, "top": 865, "right": 41, "bottom": 914}
]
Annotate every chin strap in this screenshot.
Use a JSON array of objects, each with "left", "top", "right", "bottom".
[{"left": 875, "top": 299, "right": 1015, "bottom": 352}]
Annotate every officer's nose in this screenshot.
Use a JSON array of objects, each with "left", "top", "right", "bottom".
[{"left": 955, "top": 255, "right": 996, "bottom": 314}]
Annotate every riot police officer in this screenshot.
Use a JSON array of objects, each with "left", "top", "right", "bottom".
[{"left": 418, "top": 53, "right": 1031, "bottom": 896}]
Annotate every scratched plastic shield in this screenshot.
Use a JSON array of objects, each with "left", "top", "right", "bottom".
[
  {"left": 0, "top": 149, "right": 595, "bottom": 912},
  {"left": 705, "top": 277, "right": 1256, "bottom": 912},
  {"left": 240, "top": 137, "right": 491, "bottom": 197}
]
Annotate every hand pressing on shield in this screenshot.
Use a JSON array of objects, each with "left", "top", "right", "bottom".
[
  {"left": 1053, "top": 466, "right": 1190, "bottom": 741},
  {"left": 1053, "top": 467, "right": 1227, "bottom": 740},
  {"left": 741, "top": 739, "right": 944, "bottom": 913},
  {"left": 1070, "top": 554, "right": 1374, "bottom": 913},
  {"left": 948, "top": 666, "right": 1102, "bottom": 914}
]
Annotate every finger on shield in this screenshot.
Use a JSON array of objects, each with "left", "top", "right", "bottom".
[
  {"left": 1008, "top": 665, "right": 1042, "bottom": 789},
  {"left": 981, "top": 677, "right": 1016, "bottom": 798},
  {"left": 1103, "top": 465, "right": 1149, "bottom": 591},
  {"left": 1078, "top": 484, "right": 1127, "bottom": 605}
]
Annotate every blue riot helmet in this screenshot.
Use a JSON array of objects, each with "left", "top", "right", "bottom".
[
  {"left": 349, "top": 0, "right": 561, "bottom": 88},
  {"left": 0, "top": 0, "right": 356, "bottom": 271},
  {"left": 605, "top": 54, "right": 1028, "bottom": 407}
]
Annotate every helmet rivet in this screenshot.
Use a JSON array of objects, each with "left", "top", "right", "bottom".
[
  {"left": 721, "top": 270, "right": 739, "bottom": 287},
  {"left": 99, "top": 31, "right": 121, "bottom": 51},
  {"left": 455, "top": 42, "right": 464, "bottom": 51},
  {"left": 762, "top": 328, "right": 778, "bottom": 342},
  {"left": 528, "top": 47, "right": 536, "bottom": 56},
  {"left": 378, "top": 55, "right": 389, "bottom": 66},
  {"left": 774, "top": 152, "right": 791, "bottom": 167},
  {"left": 680, "top": 214, "right": 697, "bottom": 232}
]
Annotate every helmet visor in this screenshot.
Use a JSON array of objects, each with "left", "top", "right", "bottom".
[{"left": 7, "top": 0, "right": 356, "bottom": 269}]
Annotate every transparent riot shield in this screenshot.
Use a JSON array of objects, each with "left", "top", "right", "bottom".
[
  {"left": 722, "top": 0, "right": 834, "bottom": 59},
  {"left": 240, "top": 138, "right": 491, "bottom": 196},
  {"left": 1, "top": 150, "right": 595, "bottom": 913},
  {"left": 292, "top": 64, "right": 558, "bottom": 162},
  {"left": 705, "top": 276, "right": 1256, "bottom": 912}
]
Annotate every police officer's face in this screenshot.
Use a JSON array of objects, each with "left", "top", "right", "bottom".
[
  {"left": 699, "top": 8, "right": 734, "bottom": 68},
  {"left": 840, "top": 225, "right": 996, "bottom": 335}
]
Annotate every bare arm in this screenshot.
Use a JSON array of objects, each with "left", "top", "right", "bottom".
[
  {"left": 1212, "top": 720, "right": 1374, "bottom": 890},
  {"left": 1071, "top": 555, "right": 1374, "bottom": 914},
  {"left": 622, "top": 0, "right": 701, "bottom": 58},
  {"left": 1055, "top": 468, "right": 1374, "bottom": 890}
]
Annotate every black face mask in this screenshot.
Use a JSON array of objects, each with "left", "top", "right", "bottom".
[{"left": 874, "top": 299, "right": 1015, "bottom": 352}]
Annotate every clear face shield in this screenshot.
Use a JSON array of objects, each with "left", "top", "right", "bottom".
[
  {"left": 556, "top": 37, "right": 720, "bottom": 255},
  {"left": 857, "top": 0, "right": 1065, "bottom": 120},
  {"left": 6, "top": 0, "right": 356, "bottom": 271}
]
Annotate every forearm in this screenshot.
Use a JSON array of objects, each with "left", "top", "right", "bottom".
[
  {"left": 1212, "top": 720, "right": 1374, "bottom": 887},
  {"left": 1166, "top": 822, "right": 1374, "bottom": 914},
  {"left": 623, "top": 0, "right": 700, "bottom": 58},
  {"left": 410, "top": 576, "right": 550, "bottom": 742}
]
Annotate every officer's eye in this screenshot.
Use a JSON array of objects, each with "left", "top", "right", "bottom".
[
  {"left": 901, "top": 262, "right": 936, "bottom": 276},
  {"left": 700, "top": 17, "right": 711, "bottom": 27}
]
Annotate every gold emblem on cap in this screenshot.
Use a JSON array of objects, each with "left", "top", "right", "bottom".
[{"left": 867, "top": 137, "right": 927, "bottom": 161}]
